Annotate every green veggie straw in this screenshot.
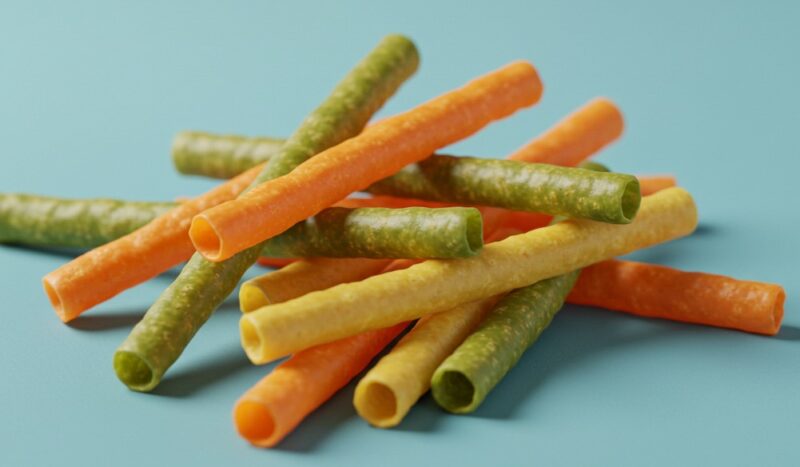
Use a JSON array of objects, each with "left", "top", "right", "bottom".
[
  {"left": 261, "top": 207, "right": 483, "bottom": 259},
  {"left": 430, "top": 162, "right": 609, "bottom": 413},
  {"left": 2, "top": 196, "right": 479, "bottom": 259},
  {"left": 113, "top": 34, "right": 420, "bottom": 392},
  {"left": 0, "top": 194, "right": 174, "bottom": 249},
  {"left": 172, "top": 131, "right": 283, "bottom": 179},
  {"left": 369, "top": 155, "right": 640, "bottom": 224},
  {"left": 172, "top": 134, "right": 640, "bottom": 224},
  {"left": 430, "top": 272, "right": 579, "bottom": 413}
]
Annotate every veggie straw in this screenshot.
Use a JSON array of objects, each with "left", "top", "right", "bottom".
[
  {"left": 639, "top": 175, "right": 677, "bottom": 196},
  {"left": 113, "top": 34, "right": 420, "bottom": 392},
  {"left": 171, "top": 98, "right": 623, "bottom": 180},
  {"left": 568, "top": 259, "right": 785, "bottom": 335},
  {"left": 241, "top": 187, "right": 698, "bottom": 364},
  {"left": 260, "top": 207, "right": 484, "bottom": 259},
  {"left": 431, "top": 272, "right": 579, "bottom": 413},
  {"left": 367, "top": 156, "right": 641, "bottom": 224},
  {"left": 190, "top": 61, "right": 544, "bottom": 261},
  {"left": 508, "top": 97, "right": 623, "bottom": 165},
  {"left": 172, "top": 131, "right": 283, "bottom": 179},
  {"left": 240, "top": 257, "right": 390, "bottom": 312},
  {"left": 0, "top": 194, "right": 174, "bottom": 249}
]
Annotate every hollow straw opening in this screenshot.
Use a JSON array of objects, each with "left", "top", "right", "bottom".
[
  {"left": 357, "top": 381, "right": 398, "bottom": 426},
  {"left": 234, "top": 401, "right": 277, "bottom": 446},
  {"left": 433, "top": 370, "right": 476, "bottom": 412},
  {"left": 240, "top": 317, "right": 266, "bottom": 363},
  {"left": 770, "top": 288, "right": 786, "bottom": 335},
  {"left": 464, "top": 209, "right": 484, "bottom": 255},
  {"left": 189, "top": 215, "right": 223, "bottom": 261},
  {"left": 42, "top": 279, "right": 67, "bottom": 322},
  {"left": 619, "top": 178, "right": 642, "bottom": 223},
  {"left": 239, "top": 283, "right": 272, "bottom": 313},
  {"left": 113, "top": 351, "right": 157, "bottom": 392}
]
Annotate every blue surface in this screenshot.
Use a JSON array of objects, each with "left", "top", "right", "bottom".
[{"left": 1, "top": 1, "right": 799, "bottom": 465}]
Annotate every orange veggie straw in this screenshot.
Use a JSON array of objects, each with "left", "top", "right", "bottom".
[
  {"left": 639, "top": 175, "right": 677, "bottom": 196},
  {"left": 508, "top": 97, "right": 624, "bottom": 165},
  {"left": 233, "top": 322, "right": 408, "bottom": 448},
  {"left": 42, "top": 163, "right": 264, "bottom": 322},
  {"left": 190, "top": 61, "right": 543, "bottom": 261},
  {"left": 567, "top": 259, "right": 786, "bottom": 335}
]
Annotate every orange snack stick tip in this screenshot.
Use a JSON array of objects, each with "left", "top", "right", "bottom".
[
  {"left": 233, "top": 322, "right": 408, "bottom": 448},
  {"left": 42, "top": 163, "right": 264, "bottom": 322},
  {"left": 508, "top": 97, "right": 624, "bottom": 166},
  {"left": 567, "top": 259, "right": 785, "bottom": 335}
]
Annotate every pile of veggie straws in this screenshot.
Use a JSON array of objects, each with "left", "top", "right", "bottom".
[{"left": 0, "top": 34, "right": 785, "bottom": 448}]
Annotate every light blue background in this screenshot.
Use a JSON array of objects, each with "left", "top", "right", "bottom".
[{"left": 1, "top": 1, "right": 798, "bottom": 465}]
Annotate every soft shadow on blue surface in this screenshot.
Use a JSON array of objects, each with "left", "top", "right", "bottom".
[
  {"left": 0, "top": 243, "right": 82, "bottom": 259},
  {"left": 774, "top": 325, "right": 800, "bottom": 341},
  {"left": 467, "top": 308, "right": 671, "bottom": 420},
  {"left": 272, "top": 383, "right": 361, "bottom": 454},
  {"left": 67, "top": 294, "right": 241, "bottom": 331},
  {"left": 691, "top": 223, "right": 720, "bottom": 237},
  {"left": 154, "top": 343, "right": 255, "bottom": 398},
  {"left": 392, "top": 393, "right": 444, "bottom": 432},
  {"left": 67, "top": 312, "right": 144, "bottom": 330}
]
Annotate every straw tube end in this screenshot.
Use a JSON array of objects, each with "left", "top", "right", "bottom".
[
  {"left": 240, "top": 314, "right": 270, "bottom": 364},
  {"left": 239, "top": 281, "right": 273, "bottom": 313},
  {"left": 354, "top": 379, "right": 401, "bottom": 428},
  {"left": 189, "top": 213, "right": 225, "bottom": 262},
  {"left": 113, "top": 350, "right": 160, "bottom": 392},
  {"left": 42, "top": 276, "right": 70, "bottom": 323},
  {"left": 233, "top": 400, "right": 278, "bottom": 448}
]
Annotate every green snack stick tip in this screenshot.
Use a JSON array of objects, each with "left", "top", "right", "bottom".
[
  {"left": 113, "top": 351, "right": 158, "bottom": 393},
  {"left": 431, "top": 271, "right": 580, "bottom": 413},
  {"left": 368, "top": 155, "right": 642, "bottom": 224},
  {"left": 260, "top": 206, "right": 483, "bottom": 259}
]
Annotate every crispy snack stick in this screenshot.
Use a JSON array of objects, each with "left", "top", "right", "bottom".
[
  {"left": 508, "top": 97, "right": 624, "bottom": 165},
  {"left": 172, "top": 98, "right": 622, "bottom": 180},
  {"left": 42, "top": 163, "right": 263, "bottom": 322},
  {"left": 234, "top": 323, "right": 408, "bottom": 448},
  {"left": 241, "top": 187, "right": 698, "bottom": 364},
  {"left": 172, "top": 131, "right": 283, "bottom": 179},
  {"left": 113, "top": 35, "right": 420, "bottom": 392},
  {"left": 639, "top": 175, "right": 677, "bottom": 196},
  {"left": 431, "top": 272, "right": 579, "bottom": 413},
  {"left": 240, "top": 258, "right": 390, "bottom": 312},
  {"left": 0, "top": 194, "right": 174, "bottom": 249},
  {"left": 368, "top": 156, "right": 641, "bottom": 224},
  {"left": 260, "top": 207, "right": 483, "bottom": 259},
  {"left": 190, "top": 61, "right": 544, "bottom": 261},
  {"left": 568, "top": 259, "right": 785, "bottom": 335}
]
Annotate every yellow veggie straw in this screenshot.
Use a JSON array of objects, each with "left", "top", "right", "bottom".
[
  {"left": 241, "top": 188, "right": 698, "bottom": 364},
  {"left": 239, "top": 258, "right": 389, "bottom": 312}
]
